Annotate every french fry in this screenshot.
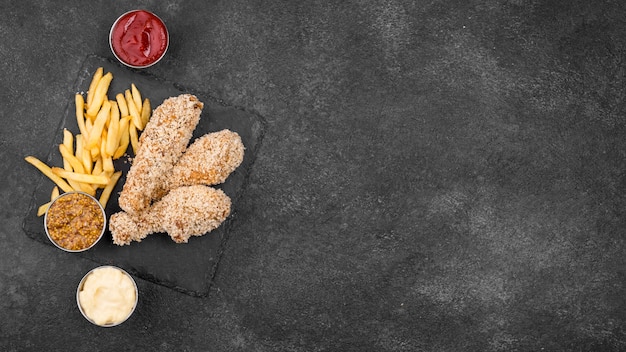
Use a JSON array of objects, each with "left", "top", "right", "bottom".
[
  {"left": 37, "top": 204, "right": 49, "bottom": 217},
  {"left": 59, "top": 144, "right": 85, "bottom": 174},
  {"left": 110, "top": 99, "right": 119, "bottom": 121},
  {"left": 60, "top": 133, "right": 92, "bottom": 192},
  {"left": 51, "top": 186, "right": 60, "bottom": 201},
  {"left": 67, "top": 178, "right": 95, "bottom": 196},
  {"left": 86, "top": 72, "right": 113, "bottom": 117},
  {"left": 99, "top": 171, "right": 122, "bottom": 208},
  {"left": 129, "top": 122, "right": 139, "bottom": 155},
  {"left": 92, "top": 157, "right": 103, "bottom": 176},
  {"left": 75, "top": 134, "right": 83, "bottom": 161},
  {"left": 51, "top": 167, "right": 110, "bottom": 185},
  {"left": 37, "top": 186, "right": 61, "bottom": 217},
  {"left": 24, "top": 156, "right": 74, "bottom": 193},
  {"left": 83, "top": 149, "right": 94, "bottom": 174},
  {"left": 106, "top": 101, "right": 120, "bottom": 156},
  {"left": 99, "top": 170, "right": 114, "bottom": 182},
  {"left": 86, "top": 67, "right": 103, "bottom": 108},
  {"left": 81, "top": 184, "right": 97, "bottom": 196},
  {"left": 62, "top": 129, "right": 73, "bottom": 171},
  {"left": 113, "top": 117, "right": 130, "bottom": 159},
  {"left": 125, "top": 89, "right": 142, "bottom": 130},
  {"left": 102, "top": 154, "right": 115, "bottom": 173},
  {"left": 62, "top": 129, "right": 73, "bottom": 154},
  {"left": 94, "top": 170, "right": 113, "bottom": 184},
  {"left": 85, "top": 117, "right": 93, "bottom": 135},
  {"left": 77, "top": 134, "right": 94, "bottom": 174},
  {"left": 141, "top": 98, "right": 151, "bottom": 128},
  {"left": 101, "top": 131, "right": 115, "bottom": 173},
  {"left": 131, "top": 83, "right": 142, "bottom": 113},
  {"left": 103, "top": 100, "right": 113, "bottom": 129},
  {"left": 90, "top": 146, "right": 100, "bottom": 159},
  {"left": 105, "top": 123, "right": 119, "bottom": 157},
  {"left": 87, "top": 100, "right": 111, "bottom": 149},
  {"left": 116, "top": 93, "right": 129, "bottom": 117},
  {"left": 75, "top": 94, "right": 89, "bottom": 140},
  {"left": 100, "top": 129, "right": 108, "bottom": 158}
]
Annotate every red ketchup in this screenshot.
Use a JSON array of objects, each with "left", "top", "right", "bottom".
[{"left": 110, "top": 10, "right": 169, "bottom": 68}]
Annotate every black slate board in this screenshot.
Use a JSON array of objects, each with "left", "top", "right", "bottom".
[{"left": 22, "top": 55, "right": 265, "bottom": 297}]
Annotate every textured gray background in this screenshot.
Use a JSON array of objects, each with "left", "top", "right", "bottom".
[{"left": 2, "top": 0, "right": 625, "bottom": 351}]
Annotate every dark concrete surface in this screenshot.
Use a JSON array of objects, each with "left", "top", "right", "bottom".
[{"left": 1, "top": 0, "right": 625, "bottom": 351}]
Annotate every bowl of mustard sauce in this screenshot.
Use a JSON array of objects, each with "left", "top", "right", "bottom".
[{"left": 44, "top": 191, "right": 106, "bottom": 252}]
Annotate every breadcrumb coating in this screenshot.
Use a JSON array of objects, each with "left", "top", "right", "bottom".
[
  {"left": 111, "top": 95, "right": 245, "bottom": 246},
  {"left": 110, "top": 185, "right": 231, "bottom": 245},
  {"left": 154, "top": 129, "right": 244, "bottom": 199},
  {"left": 118, "top": 94, "right": 203, "bottom": 216}
]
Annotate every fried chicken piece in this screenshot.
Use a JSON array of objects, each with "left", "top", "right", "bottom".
[
  {"left": 153, "top": 129, "right": 245, "bottom": 199},
  {"left": 118, "top": 94, "right": 203, "bottom": 216},
  {"left": 110, "top": 185, "right": 231, "bottom": 245}
]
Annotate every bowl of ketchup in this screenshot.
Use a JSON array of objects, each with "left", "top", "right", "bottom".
[{"left": 110, "top": 10, "right": 169, "bottom": 69}]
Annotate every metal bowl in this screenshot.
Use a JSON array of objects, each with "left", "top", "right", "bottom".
[
  {"left": 76, "top": 265, "right": 139, "bottom": 327},
  {"left": 44, "top": 191, "right": 106, "bottom": 253},
  {"left": 109, "top": 9, "right": 169, "bottom": 69}
]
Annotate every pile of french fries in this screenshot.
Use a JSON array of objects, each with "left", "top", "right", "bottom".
[{"left": 25, "top": 67, "right": 152, "bottom": 216}]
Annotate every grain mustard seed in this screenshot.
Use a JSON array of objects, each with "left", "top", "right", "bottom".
[{"left": 45, "top": 192, "right": 105, "bottom": 251}]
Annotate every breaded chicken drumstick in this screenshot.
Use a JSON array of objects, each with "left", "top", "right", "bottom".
[
  {"left": 110, "top": 185, "right": 231, "bottom": 245},
  {"left": 154, "top": 129, "right": 245, "bottom": 199},
  {"left": 118, "top": 94, "right": 203, "bottom": 216}
]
